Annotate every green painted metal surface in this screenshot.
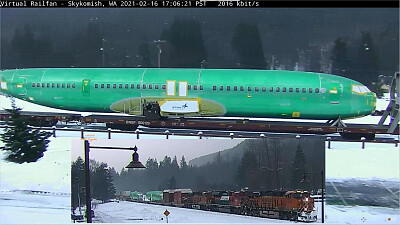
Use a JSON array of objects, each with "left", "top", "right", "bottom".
[
  {"left": 146, "top": 191, "right": 163, "bottom": 201},
  {"left": 129, "top": 191, "right": 143, "bottom": 201},
  {"left": 0, "top": 68, "right": 376, "bottom": 120}
]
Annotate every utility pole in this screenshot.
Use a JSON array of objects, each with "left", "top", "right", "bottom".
[{"left": 154, "top": 40, "right": 166, "bottom": 68}]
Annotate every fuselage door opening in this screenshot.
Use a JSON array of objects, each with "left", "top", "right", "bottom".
[
  {"left": 166, "top": 80, "right": 176, "bottom": 96},
  {"left": 178, "top": 81, "right": 188, "bottom": 97},
  {"left": 82, "top": 79, "right": 91, "bottom": 96}
]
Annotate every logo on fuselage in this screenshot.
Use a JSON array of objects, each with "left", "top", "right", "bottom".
[
  {"left": 172, "top": 103, "right": 189, "bottom": 110},
  {"left": 160, "top": 100, "right": 199, "bottom": 113}
]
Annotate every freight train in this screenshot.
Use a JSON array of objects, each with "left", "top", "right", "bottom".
[{"left": 118, "top": 189, "right": 318, "bottom": 222}]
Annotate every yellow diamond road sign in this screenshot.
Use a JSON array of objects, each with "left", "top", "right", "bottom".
[{"left": 164, "top": 209, "right": 170, "bottom": 216}]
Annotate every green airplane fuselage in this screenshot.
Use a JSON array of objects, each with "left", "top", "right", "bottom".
[{"left": 0, "top": 68, "right": 376, "bottom": 120}]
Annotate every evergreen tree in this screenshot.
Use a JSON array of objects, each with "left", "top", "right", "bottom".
[
  {"left": 145, "top": 158, "right": 159, "bottom": 170},
  {"left": 236, "top": 150, "right": 259, "bottom": 189},
  {"left": 179, "top": 156, "right": 188, "bottom": 170},
  {"left": 159, "top": 156, "right": 172, "bottom": 169},
  {"left": 91, "top": 162, "right": 116, "bottom": 202},
  {"left": 0, "top": 106, "right": 51, "bottom": 163},
  {"left": 356, "top": 31, "right": 379, "bottom": 85},
  {"left": 171, "top": 155, "right": 179, "bottom": 171},
  {"left": 71, "top": 157, "right": 86, "bottom": 212},
  {"left": 168, "top": 176, "right": 177, "bottom": 189},
  {"left": 331, "top": 37, "right": 349, "bottom": 76},
  {"left": 231, "top": 23, "right": 267, "bottom": 69},
  {"left": 137, "top": 42, "right": 151, "bottom": 67},
  {"left": 290, "top": 144, "right": 307, "bottom": 189},
  {"left": 10, "top": 24, "right": 36, "bottom": 68},
  {"left": 162, "top": 17, "right": 207, "bottom": 68}
]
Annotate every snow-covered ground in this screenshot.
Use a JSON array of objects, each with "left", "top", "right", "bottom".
[
  {"left": 92, "top": 201, "right": 292, "bottom": 223},
  {"left": 0, "top": 137, "right": 71, "bottom": 224},
  {"left": 0, "top": 190, "right": 70, "bottom": 224},
  {"left": 325, "top": 141, "right": 399, "bottom": 224},
  {"left": 326, "top": 142, "right": 399, "bottom": 180},
  {"left": 89, "top": 199, "right": 400, "bottom": 224},
  {"left": 325, "top": 204, "right": 399, "bottom": 224}
]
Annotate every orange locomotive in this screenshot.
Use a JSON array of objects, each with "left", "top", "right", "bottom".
[
  {"left": 238, "top": 190, "right": 317, "bottom": 222},
  {"left": 176, "top": 189, "right": 317, "bottom": 222}
]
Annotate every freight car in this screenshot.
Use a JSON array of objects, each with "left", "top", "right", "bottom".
[
  {"left": 161, "top": 189, "right": 317, "bottom": 222},
  {"left": 145, "top": 191, "right": 163, "bottom": 202}
]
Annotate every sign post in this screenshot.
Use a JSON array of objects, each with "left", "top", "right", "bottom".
[{"left": 164, "top": 209, "right": 170, "bottom": 223}]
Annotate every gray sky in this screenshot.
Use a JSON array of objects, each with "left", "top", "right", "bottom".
[{"left": 71, "top": 139, "right": 243, "bottom": 172}]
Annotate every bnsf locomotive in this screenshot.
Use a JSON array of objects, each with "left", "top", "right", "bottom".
[{"left": 160, "top": 189, "right": 317, "bottom": 222}]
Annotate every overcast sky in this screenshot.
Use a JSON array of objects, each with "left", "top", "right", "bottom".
[{"left": 71, "top": 139, "right": 243, "bottom": 172}]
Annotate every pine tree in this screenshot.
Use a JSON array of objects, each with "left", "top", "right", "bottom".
[
  {"left": 71, "top": 157, "right": 86, "bottom": 212},
  {"left": 356, "top": 31, "right": 379, "bottom": 86},
  {"left": 290, "top": 144, "right": 307, "bottom": 189},
  {"left": 236, "top": 150, "right": 259, "bottom": 189},
  {"left": 179, "top": 156, "right": 188, "bottom": 170},
  {"left": 171, "top": 155, "right": 179, "bottom": 171},
  {"left": 162, "top": 18, "right": 207, "bottom": 68},
  {"left": 0, "top": 106, "right": 51, "bottom": 164},
  {"left": 331, "top": 37, "right": 349, "bottom": 76},
  {"left": 91, "top": 162, "right": 116, "bottom": 202},
  {"left": 168, "top": 176, "right": 177, "bottom": 189},
  {"left": 231, "top": 23, "right": 267, "bottom": 69},
  {"left": 137, "top": 42, "right": 151, "bottom": 67}
]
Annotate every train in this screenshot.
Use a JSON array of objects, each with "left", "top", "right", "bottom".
[
  {"left": 117, "top": 188, "right": 318, "bottom": 222},
  {"left": 0, "top": 68, "right": 376, "bottom": 121}
]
